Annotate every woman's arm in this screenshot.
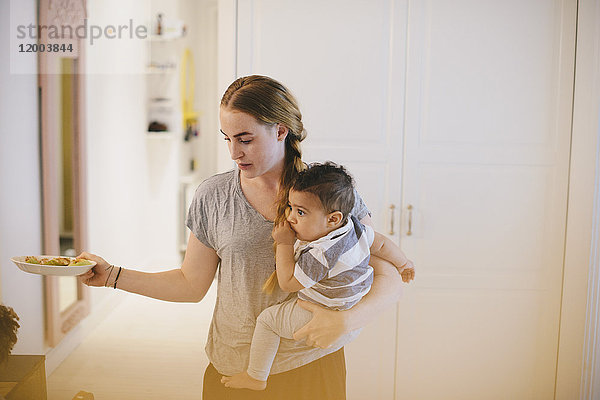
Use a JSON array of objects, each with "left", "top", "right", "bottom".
[
  {"left": 293, "top": 255, "right": 402, "bottom": 348},
  {"left": 292, "top": 215, "right": 404, "bottom": 348},
  {"left": 78, "top": 232, "right": 219, "bottom": 303}
]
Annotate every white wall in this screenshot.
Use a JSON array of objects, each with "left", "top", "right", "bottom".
[
  {"left": 216, "top": 0, "right": 237, "bottom": 172},
  {"left": 84, "top": 0, "right": 212, "bottom": 270},
  {"left": 76, "top": 3, "right": 157, "bottom": 353},
  {"left": 0, "top": 0, "right": 45, "bottom": 355},
  {"left": 85, "top": 0, "right": 153, "bottom": 271},
  {"left": 84, "top": 0, "right": 221, "bottom": 302}
]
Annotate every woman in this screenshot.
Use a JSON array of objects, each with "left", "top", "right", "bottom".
[{"left": 79, "top": 75, "right": 411, "bottom": 399}]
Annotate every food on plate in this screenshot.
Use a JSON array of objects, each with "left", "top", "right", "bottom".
[
  {"left": 25, "top": 256, "right": 42, "bottom": 264},
  {"left": 68, "top": 259, "right": 94, "bottom": 266},
  {"left": 23, "top": 256, "right": 93, "bottom": 267},
  {"left": 41, "top": 257, "right": 70, "bottom": 266}
]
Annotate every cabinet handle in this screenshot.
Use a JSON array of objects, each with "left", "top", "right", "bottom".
[
  {"left": 407, "top": 204, "right": 413, "bottom": 236},
  {"left": 388, "top": 204, "right": 396, "bottom": 235}
]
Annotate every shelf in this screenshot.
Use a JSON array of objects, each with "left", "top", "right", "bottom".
[
  {"left": 146, "top": 66, "right": 177, "bottom": 75},
  {"left": 146, "top": 131, "right": 175, "bottom": 138},
  {"left": 149, "top": 97, "right": 174, "bottom": 103},
  {"left": 150, "top": 33, "right": 183, "bottom": 42},
  {"left": 149, "top": 99, "right": 175, "bottom": 112}
]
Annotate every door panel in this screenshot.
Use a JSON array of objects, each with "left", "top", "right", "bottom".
[
  {"left": 397, "top": 0, "right": 576, "bottom": 398},
  {"left": 236, "top": 0, "right": 407, "bottom": 237},
  {"left": 236, "top": 0, "right": 406, "bottom": 398},
  {"left": 233, "top": 0, "right": 575, "bottom": 398}
]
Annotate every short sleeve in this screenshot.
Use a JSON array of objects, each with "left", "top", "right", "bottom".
[
  {"left": 351, "top": 189, "right": 371, "bottom": 221},
  {"left": 293, "top": 246, "right": 330, "bottom": 288},
  {"left": 185, "top": 182, "right": 216, "bottom": 249}
]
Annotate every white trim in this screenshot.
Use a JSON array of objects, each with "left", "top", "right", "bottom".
[
  {"left": 580, "top": 1, "right": 600, "bottom": 390},
  {"left": 556, "top": 0, "right": 600, "bottom": 398},
  {"left": 581, "top": 116, "right": 600, "bottom": 398}
]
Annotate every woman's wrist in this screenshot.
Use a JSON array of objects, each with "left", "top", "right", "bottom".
[
  {"left": 104, "top": 265, "right": 123, "bottom": 288},
  {"left": 103, "top": 265, "right": 115, "bottom": 287}
]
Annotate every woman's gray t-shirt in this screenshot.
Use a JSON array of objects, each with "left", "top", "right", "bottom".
[{"left": 185, "top": 168, "right": 370, "bottom": 376}]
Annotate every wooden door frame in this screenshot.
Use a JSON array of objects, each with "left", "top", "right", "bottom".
[{"left": 38, "top": 0, "right": 89, "bottom": 348}]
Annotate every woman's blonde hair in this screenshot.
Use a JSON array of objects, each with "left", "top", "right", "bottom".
[{"left": 221, "top": 75, "right": 306, "bottom": 293}]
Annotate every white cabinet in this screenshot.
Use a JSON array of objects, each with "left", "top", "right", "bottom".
[
  {"left": 397, "top": 1, "right": 576, "bottom": 398},
  {"left": 226, "top": 0, "right": 577, "bottom": 398}
]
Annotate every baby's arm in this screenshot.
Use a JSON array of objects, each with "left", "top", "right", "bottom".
[
  {"left": 272, "top": 221, "right": 304, "bottom": 292},
  {"left": 370, "top": 231, "right": 415, "bottom": 283}
]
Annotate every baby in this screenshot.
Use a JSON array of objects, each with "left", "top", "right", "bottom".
[{"left": 221, "top": 162, "right": 414, "bottom": 390}]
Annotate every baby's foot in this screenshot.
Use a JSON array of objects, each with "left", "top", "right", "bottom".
[{"left": 221, "top": 371, "right": 267, "bottom": 391}]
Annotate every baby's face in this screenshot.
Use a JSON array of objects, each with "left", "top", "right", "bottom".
[{"left": 287, "top": 190, "right": 336, "bottom": 242}]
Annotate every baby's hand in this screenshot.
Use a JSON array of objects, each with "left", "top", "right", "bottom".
[
  {"left": 399, "top": 260, "right": 415, "bottom": 283},
  {"left": 272, "top": 221, "right": 296, "bottom": 245}
]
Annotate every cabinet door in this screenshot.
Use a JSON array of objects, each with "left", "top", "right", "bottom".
[
  {"left": 233, "top": 0, "right": 576, "bottom": 398},
  {"left": 396, "top": 0, "right": 576, "bottom": 398},
  {"left": 236, "top": 0, "right": 406, "bottom": 398}
]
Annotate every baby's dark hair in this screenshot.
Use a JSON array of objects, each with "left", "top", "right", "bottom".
[
  {"left": 292, "top": 162, "right": 355, "bottom": 224},
  {"left": 0, "top": 304, "right": 19, "bottom": 364}
]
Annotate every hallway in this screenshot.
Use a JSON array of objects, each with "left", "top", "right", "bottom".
[{"left": 47, "top": 284, "right": 216, "bottom": 400}]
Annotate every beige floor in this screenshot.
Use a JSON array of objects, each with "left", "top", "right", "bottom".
[{"left": 47, "top": 285, "right": 217, "bottom": 400}]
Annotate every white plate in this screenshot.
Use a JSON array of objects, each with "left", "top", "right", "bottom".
[{"left": 11, "top": 256, "right": 96, "bottom": 276}]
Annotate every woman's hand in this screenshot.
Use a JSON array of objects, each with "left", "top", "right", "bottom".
[
  {"left": 76, "top": 252, "right": 113, "bottom": 287},
  {"left": 293, "top": 299, "right": 349, "bottom": 349},
  {"left": 272, "top": 221, "right": 296, "bottom": 245}
]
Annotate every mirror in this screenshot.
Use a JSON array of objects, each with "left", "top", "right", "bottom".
[
  {"left": 39, "top": 0, "right": 89, "bottom": 347},
  {"left": 57, "top": 58, "right": 79, "bottom": 314}
]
